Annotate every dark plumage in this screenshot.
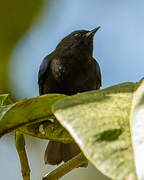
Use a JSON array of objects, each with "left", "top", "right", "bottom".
[{"left": 38, "top": 27, "right": 102, "bottom": 166}]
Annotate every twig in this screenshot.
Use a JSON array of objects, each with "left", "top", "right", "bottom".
[
  {"left": 15, "top": 131, "right": 30, "bottom": 180},
  {"left": 42, "top": 152, "right": 88, "bottom": 180}
]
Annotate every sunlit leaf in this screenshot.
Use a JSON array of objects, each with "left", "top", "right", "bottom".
[
  {"left": 0, "top": 94, "right": 67, "bottom": 139},
  {"left": 0, "top": 94, "right": 12, "bottom": 105},
  {"left": 53, "top": 82, "right": 138, "bottom": 180},
  {"left": 19, "top": 120, "right": 73, "bottom": 143},
  {"left": 0, "top": 94, "right": 13, "bottom": 124},
  {"left": 131, "top": 78, "right": 144, "bottom": 180}
]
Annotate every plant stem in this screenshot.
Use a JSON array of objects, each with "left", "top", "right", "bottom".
[
  {"left": 42, "top": 152, "right": 88, "bottom": 180},
  {"left": 15, "top": 131, "right": 30, "bottom": 180}
]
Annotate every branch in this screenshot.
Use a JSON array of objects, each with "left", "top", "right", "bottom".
[
  {"left": 42, "top": 152, "right": 88, "bottom": 180},
  {"left": 15, "top": 131, "right": 30, "bottom": 180}
]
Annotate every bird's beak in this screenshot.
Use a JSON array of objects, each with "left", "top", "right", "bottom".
[{"left": 85, "top": 26, "right": 101, "bottom": 38}]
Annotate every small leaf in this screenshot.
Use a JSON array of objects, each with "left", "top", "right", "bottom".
[
  {"left": 131, "top": 78, "right": 144, "bottom": 180},
  {"left": 19, "top": 120, "right": 73, "bottom": 143},
  {"left": 0, "top": 94, "right": 12, "bottom": 105},
  {"left": 53, "top": 82, "right": 138, "bottom": 180},
  {"left": 0, "top": 94, "right": 66, "bottom": 137}
]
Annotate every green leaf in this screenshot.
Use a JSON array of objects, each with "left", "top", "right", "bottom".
[
  {"left": 0, "top": 94, "right": 13, "bottom": 105},
  {"left": 53, "top": 82, "right": 139, "bottom": 180},
  {"left": 19, "top": 120, "right": 73, "bottom": 143},
  {"left": 131, "top": 78, "right": 144, "bottom": 180},
  {"left": 0, "top": 94, "right": 9, "bottom": 105},
  {"left": 0, "top": 95, "right": 13, "bottom": 125},
  {"left": 0, "top": 94, "right": 69, "bottom": 140}
]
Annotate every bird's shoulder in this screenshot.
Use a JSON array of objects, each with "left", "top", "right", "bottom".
[
  {"left": 38, "top": 53, "right": 54, "bottom": 80},
  {"left": 38, "top": 52, "right": 55, "bottom": 94}
]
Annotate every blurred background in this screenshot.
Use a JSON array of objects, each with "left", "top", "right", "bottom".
[{"left": 0, "top": 0, "right": 144, "bottom": 179}]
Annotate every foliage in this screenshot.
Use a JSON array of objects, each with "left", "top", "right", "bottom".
[
  {"left": 53, "top": 82, "right": 139, "bottom": 180},
  {"left": 0, "top": 79, "right": 144, "bottom": 179},
  {"left": 0, "top": 94, "right": 73, "bottom": 143}
]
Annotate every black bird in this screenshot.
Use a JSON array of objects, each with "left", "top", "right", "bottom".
[{"left": 38, "top": 27, "right": 102, "bottom": 166}]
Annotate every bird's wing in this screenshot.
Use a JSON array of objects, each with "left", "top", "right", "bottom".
[
  {"left": 95, "top": 59, "right": 102, "bottom": 89},
  {"left": 38, "top": 53, "right": 53, "bottom": 95}
]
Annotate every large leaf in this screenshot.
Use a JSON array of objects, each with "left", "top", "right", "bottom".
[
  {"left": 0, "top": 94, "right": 72, "bottom": 144},
  {"left": 131, "top": 79, "right": 144, "bottom": 180},
  {"left": 53, "top": 82, "right": 139, "bottom": 180}
]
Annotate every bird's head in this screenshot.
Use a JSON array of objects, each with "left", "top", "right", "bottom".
[{"left": 56, "top": 27, "right": 100, "bottom": 58}]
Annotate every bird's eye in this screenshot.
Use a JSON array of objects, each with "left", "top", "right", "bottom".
[{"left": 74, "top": 33, "right": 80, "bottom": 37}]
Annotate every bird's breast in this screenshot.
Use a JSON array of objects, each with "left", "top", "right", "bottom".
[
  {"left": 50, "top": 58, "right": 96, "bottom": 93},
  {"left": 51, "top": 58, "right": 84, "bottom": 80},
  {"left": 51, "top": 58, "right": 67, "bottom": 81}
]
